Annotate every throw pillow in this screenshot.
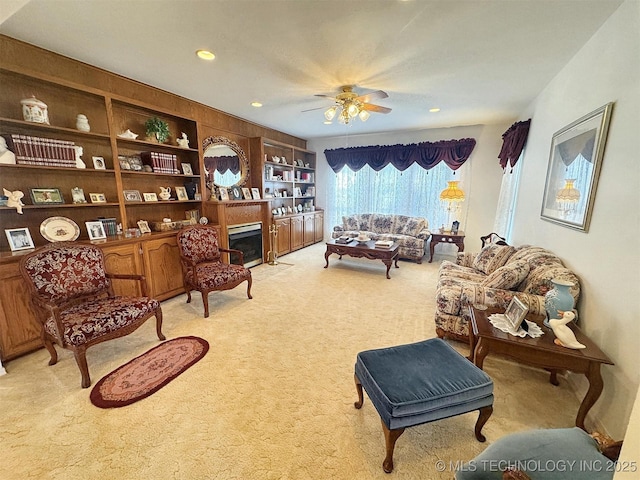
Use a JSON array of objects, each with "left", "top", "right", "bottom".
[
  {"left": 481, "top": 259, "right": 530, "bottom": 290},
  {"left": 472, "top": 244, "right": 516, "bottom": 275}
]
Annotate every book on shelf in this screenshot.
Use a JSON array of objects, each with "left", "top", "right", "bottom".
[{"left": 375, "top": 240, "right": 394, "bottom": 248}]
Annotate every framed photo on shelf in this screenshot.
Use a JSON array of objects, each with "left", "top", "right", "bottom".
[
  {"left": 137, "top": 220, "right": 151, "bottom": 234},
  {"left": 251, "top": 188, "right": 261, "bottom": 200},
  {"left": 30, "top": 187, "right": 64, "bottom": 205},
  {"left": 230, "top": 186, "right": 243, "bottom": 200},
  {"left": 118, "top": 155, "right": 131, "bottom": 170},
  {"left": 5, "top": 227, "right": 35, "bottom": 251},
  {"left": 89, "top": 193, "right": 107, "bottom": 203},
  {"left": 128, "top": 155, "right": 143, "bottom": 171},
  {"left": 85, "top": 221, "right": 107, "bottom": 241},
  {"left": 218, "top": 187, "right": 229, "bottom": 201},
  {"left": 181, "top": 163, "right": 193, "bottom": 175},
  {"left": 123, "top": 190, "right": 142, "bottom": 202},
  {"left": 92, "top": 156, "right": 106, "bottom": 170},
  {"left": 71, "top": 187, "right": 87, "bottom": 204},
  {"left": 242, "top": 187, "right": 252, "bottom": 200},
  {"left": 143, "top": 192, "right": 158, "bottom": 202},
  {"left": 175, "top": 186, "right": 188, "bottom": 201},
  {"left": 505, "top": 297, "right": 528, "bottom": 331}
]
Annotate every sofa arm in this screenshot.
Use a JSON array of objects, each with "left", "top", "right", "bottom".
[
  {"left": 460, "top": 286, "right": 546, "bottom": 316},
  {"left": 457, "top": 252, "right": 476, "bottom": 267},
  {"left": 416, "top": 228, "right": 431, "bottom": 240}
]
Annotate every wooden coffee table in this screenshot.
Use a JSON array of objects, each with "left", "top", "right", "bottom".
[
  {"left": 468, "top": 305, "right": 613, "bottom": 430},
  {"left": 324, "top": 239, "right": 399, "bottom": 279}
]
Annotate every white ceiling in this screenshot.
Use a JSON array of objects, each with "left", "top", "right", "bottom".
[{"left": 0, "top": 0, "right": 622, "bottom": 140}]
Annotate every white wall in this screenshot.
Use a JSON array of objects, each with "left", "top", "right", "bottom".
[
  {"left": 309, "top": 122, "right": 509, "bottom": 253},
  {"left": 512, "top": 0, "right": 639, "bottom": 438}
]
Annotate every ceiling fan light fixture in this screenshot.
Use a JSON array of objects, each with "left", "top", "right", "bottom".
[
  {"left": 347, "top": 103, "right": 359, "bottom": 118},
  {"left": 359, "top": 109, "right": 370, "bottom": 122},
  {"left": 324, "top": 106, "right": 337, "bottom": 121}
]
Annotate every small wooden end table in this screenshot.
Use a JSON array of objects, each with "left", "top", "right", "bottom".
[
  {"left": 468, "top": 305, "right": 613, "bottom": 430},
  {"left": 324, "top": 239, "right": 399, "bottom": 279},
  {"left": 429, "top": 231, "right": 465, "bottom": 262}
]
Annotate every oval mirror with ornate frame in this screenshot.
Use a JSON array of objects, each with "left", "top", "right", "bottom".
[{"left": 203, "top": 136, "right": 250, "bottom": 189}]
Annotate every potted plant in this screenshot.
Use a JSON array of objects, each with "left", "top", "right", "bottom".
[{"left": 144, "top": 116, "right": 170, "bottom": 143}]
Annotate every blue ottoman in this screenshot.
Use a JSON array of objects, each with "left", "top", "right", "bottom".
[{"left": 355, "top": 338, "right": 494, "bottom": 473}]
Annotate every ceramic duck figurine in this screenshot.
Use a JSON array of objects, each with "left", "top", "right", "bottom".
[{"left": 549, "top": 311, "right": 586, "bottom": 349}]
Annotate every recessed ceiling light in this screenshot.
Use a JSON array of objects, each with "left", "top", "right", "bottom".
[
  {"left": 196, "top": 49, "right": 215, "bottom": 61},
  {"left": 429, "top": 107, "right": 441, "bottom": 113},
  {"left": 324, "top": 121, "right": 332, "bottom": 125},
  {"left": 251, "top": 102, "right": 263, "bottom": 108}
]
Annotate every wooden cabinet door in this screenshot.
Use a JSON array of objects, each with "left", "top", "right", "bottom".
[
  {"left": 303, "top": 214, "right": 315, "bottom": 246},
  {"left": 141, "top": 236, "right": 184, "bottom": 300},
  {"left": 275, "top": 218, "right": 291, "bottom": 255},
  {"left": 102, "top": 242, "right": 144, "bottom": 297},
  {"left": 314, "top": 212, "right": 324, "bottom": 243},
  {"left": 0, "top": 263, "right": 42, "bottom": 361},
  {"left": 291, "top": 215, "right": 304, "bottom": 251}
]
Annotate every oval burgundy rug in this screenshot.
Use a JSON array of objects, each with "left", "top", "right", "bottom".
[{"left": 90, "top": 336, "right": 209, "bottom": 408}]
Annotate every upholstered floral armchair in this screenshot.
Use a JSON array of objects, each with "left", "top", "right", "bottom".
[
  {"left": 20, "top": 242, "right": 165, "bottom": 388},
  {"left": 176, "top": 225, "right": 252, "bottom": 318}
]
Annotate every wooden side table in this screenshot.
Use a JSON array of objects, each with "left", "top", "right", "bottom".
[
  {"left": 429, "top": 231, "right": 465, "bottom": 262},
  {"left": 468, "top": 305, "right": 614, "bottom": 430}
]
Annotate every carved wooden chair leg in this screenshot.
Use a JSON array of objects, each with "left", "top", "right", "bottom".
[
  {"left": 246, "top": 277, "right": 253, "bottom": 299},
  {"left": 154, "top": 309, "right": 166, "bottom": 341},
  {"left": 381, "top": 420, "right": 405, "bottom": 473},
  {"left": 201, "top": 292, "right": 210, "bottom": 318},
  {"left": 354, "top": 374, "right": 364, "bottom": 409},
  {"left": 42, "top": 331, "right": 58, "bottom": 366},
  {"left": 474, "top": 405, "right": 493, "bottom": 442},
  {"left": 73, "top": 346, "right": 91, "bottom": 388},
  {"left": 185, "top": 287, "right": 192, "bottom": 304}
]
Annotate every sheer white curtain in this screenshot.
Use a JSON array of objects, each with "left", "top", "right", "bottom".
[
  {"left": 493, "top": 156, "right": 523, "bottom": 240},
  {"left": 326, "top": 161, "right": 468, "bottom": 230}
]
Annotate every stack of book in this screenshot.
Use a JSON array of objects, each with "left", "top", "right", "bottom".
[
  {"left": 140, "top": 151, "right": 179, "bottom": 174},
  {"left": 98, "top": 218, "right": 118, "bottom": 237},
  {"left": 375, "top": 240, "right": 394, "bottom": 249},
  {"left": 2, "top": 133, "right": 76, "bottom": 167}
]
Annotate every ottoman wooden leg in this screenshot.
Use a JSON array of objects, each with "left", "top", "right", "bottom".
[
  {"left": 354, "top": 374, "right": 364, "bottom": 409},
  {"left": 474, "top": 405, "right": 493, "bottom": 442},
  {"left": 381, "top": 420, "right": 405, "bottom": 473}
]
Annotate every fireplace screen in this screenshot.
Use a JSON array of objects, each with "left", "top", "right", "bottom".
[{"left": 227, "top": 222, "right": 263, "bottom": 268}]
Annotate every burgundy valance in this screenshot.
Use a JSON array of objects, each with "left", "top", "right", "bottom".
[
  {"left": 498, "top": 119, "right": 531, "bottom": 170},
  {"left": 204, "top": 155, "right": 240, "bottom": 175},
  {"left": 324, "top": 138, "right": 476, "bottom": 173}
]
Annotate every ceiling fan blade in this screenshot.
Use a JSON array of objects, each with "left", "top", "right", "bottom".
[
  {"left": 362, "top": 104, "right": 392, "bottom": 114},
  {"left": 355, "top": 90, "right": 388, "bottom": 103},
  {"left": 314, "top": 94, "right": 336, "bottom": 99},
  {"left": 301, "top": 106, "right": 326, "bottom": 113}
]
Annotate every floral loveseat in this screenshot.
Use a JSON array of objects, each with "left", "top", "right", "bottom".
[
  {"left": 332, "top": 213, "right": 431, "bottom": 263},
  {"left": 435, "top": 244, "right": 580, "bottom": 341}
]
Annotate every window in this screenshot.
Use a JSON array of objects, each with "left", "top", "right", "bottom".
[{"left": 326, "top": 161, "right": 468, "bottom": 230}]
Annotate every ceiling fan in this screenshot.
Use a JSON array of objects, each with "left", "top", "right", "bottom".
[{"left": 305, "top": 85, "right": 392, "bottom": 124}]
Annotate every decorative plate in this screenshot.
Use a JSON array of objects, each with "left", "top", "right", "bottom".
[
  {"left": 199, "top": 216, "right": 209, "bottom": 225},
  {"left": 40, "top": 216, "right": 80, "bottom": 242},
  {"left": 357, "top": 237, "right": 371, "bottom": 243}
]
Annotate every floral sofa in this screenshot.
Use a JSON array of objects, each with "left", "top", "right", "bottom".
[
  {"left": 332, "top": 213, "right": 431, "bottom": 263},
  {"left": 435, "top": 244, "right": 580, "bottom": 341}
]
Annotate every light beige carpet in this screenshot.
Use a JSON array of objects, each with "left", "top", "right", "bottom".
[{"left": 0, "top": 243, "right": 581, "bottom": 479}]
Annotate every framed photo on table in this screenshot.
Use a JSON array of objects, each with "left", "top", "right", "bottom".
[
  {"left": 540, "top": 102, "right": 614, "bottom": 232},
  {"left": 505, "top": 297, "right": 528, "bottom": 331},
  {"left": 5, "top": 227, "right": 35, "bottom": 251}
]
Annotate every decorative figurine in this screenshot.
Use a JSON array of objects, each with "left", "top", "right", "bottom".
[
  {"left": 3, "top": 188, "right": 25, "bottom": 214},
  {"left": 74, "top": 145, "right": 86, "bottom": 169},
  {"left": 117, "top": 129, "right": 139, "bottom": 140},
  {"left": 549, "top": 311, "right": 586, "bottom": 349},
  {"left": 76, "top": 114, "right": 90, "bottom": 132},
  {"left": 159, "top": 186, "right": 172, "bottom": 201},
  {"left": 0, "top": 136, "right": 16, "bottom": 164},
  {"left": 21, "top": 96, "right": 49, "bottom": 124},
  {"left": 176, "top": 132, "right": 190, "bottom": 148}
]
